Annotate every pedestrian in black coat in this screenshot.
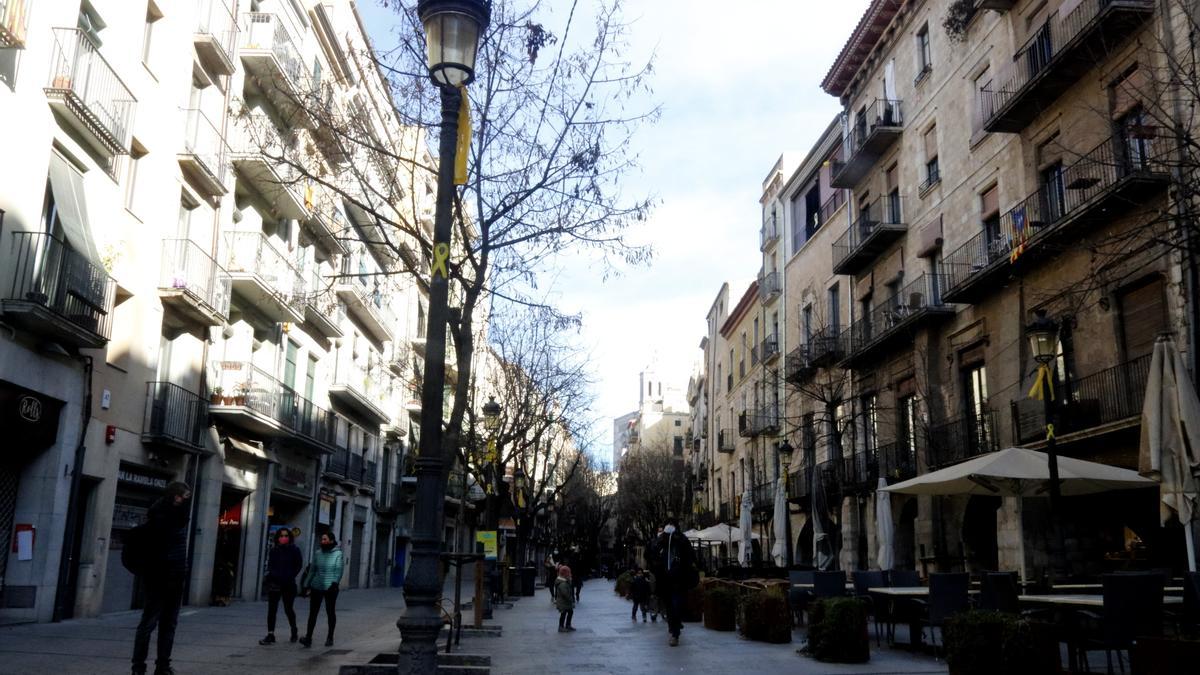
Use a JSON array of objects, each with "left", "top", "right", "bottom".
[
  {"left": 259, "top": 529, "right": 304, "bottom": 644},
  {"left": 131, "top": 481, "right": 192, "bottom": 675}
]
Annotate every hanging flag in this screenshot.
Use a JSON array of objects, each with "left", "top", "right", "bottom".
[
  {"left": 1009, "top": 205, "right": 1027, "bottom": 263},
  {"left": 454, "top": 85, "right": 471, "bottom": 186}
]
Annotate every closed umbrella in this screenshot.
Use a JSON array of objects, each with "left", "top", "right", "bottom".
[
  {"left": 884, "top": 447, "right": 1155, "bottom": 582},
  {"left": 875, "top": 477, "right": 894, "bottom": 571},
  {"left": 813, "top": 464, "right": 834, "bottom": 570},
  {"left": 771, "top": 476, "right": 787, "bottom": 566},
  {"left": 1138, "top": 335, "right": 1200, "bottom": 571},
  {"left": 739, "top": 488, "right": 752, "bottom": 566}
]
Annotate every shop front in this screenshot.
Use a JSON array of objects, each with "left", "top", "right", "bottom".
[{"left": 99, "top": 464, "right": 175, "bottom": 614}]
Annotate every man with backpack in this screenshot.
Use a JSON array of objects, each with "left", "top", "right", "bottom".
[
  {"left": 126, "top": 481, "right": 192, "bottom": 675},
  {"left": 649, "top": 518, "right": 698, "bottom": 647}
]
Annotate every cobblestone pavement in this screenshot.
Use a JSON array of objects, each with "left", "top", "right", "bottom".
[{"left": 469, "top": 578, "right": 948, "bottom": 675}]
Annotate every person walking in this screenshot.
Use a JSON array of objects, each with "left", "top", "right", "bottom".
[
  {"left": 572, "top": 566, "right": 584, "bottom": 602},
  {"left": 630, "top": 569, "right": 652, "bottom": 622},
  {"left": 554, "top": 565, "right": 576, "bottom": 633},
  {"left": 130, "top": 481, "right": 192, "bottom": 675},
  {"left": 650, "top": 518, "right": 697, "bottom": 647},
  {"left": 299, "top": 532, "right": 345, "bottom": 648},
  {"left": 259, "top": 528, "right": 303, "bottom": 645}
]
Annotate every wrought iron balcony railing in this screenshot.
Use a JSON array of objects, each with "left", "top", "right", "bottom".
[
  {"left": 832, "top": 195, "right": 907, "bottom": 275},
  {"left": 839, "top": 273, "right": 951, "bottom": 366},
  {"left": 1012, "top": 353, "right": 1151, "bottom": 444},
  {"left": 45, "top": 28, "right": 136, "bottom": 156},
  {"left": 159, "top": 238, "right": 231, "bottom": 323},
  {"left": 143, "top": 382, "right": 208, "bottom": 451},
  {"left": 2, "top": 230, "right": 116, "bottom": 346},
  {"left": 760, "top": 334, "right": 780, "bottom": 362},
  {"left": 926, "top": 410, "right": 998, "bottom": 470},
  {"left": 758, "top": 270, "right": 781, "bottom": 302},
  {"left": 180, "top": 108, "right": 229, "bottom": 195},
  {"left": 0, "top": 0, "right": 30, "bottom": 48},
  {"left": 717, "top": 429, "right": 736, "bottom": 453},
  {"left": 832, "top": 99, "right": 904, "bottom": 188},
  {"left": 195, "top": 0, "right": 237, "bottom": 75}
]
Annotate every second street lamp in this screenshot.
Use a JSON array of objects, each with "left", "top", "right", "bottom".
[
  {"left": 776, "top": 439, "right": 794, "bottom": 568},
  {"left": 1025, "top": 310, "right": 1062, "bottom": 510},
  {"left": 399, "top": 2, "right": 490, "bottom": 673}
]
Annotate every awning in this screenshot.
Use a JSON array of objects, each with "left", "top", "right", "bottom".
[
  {"left": 226, "top": 437, "right": 279, "bottom": 464},
  {"left": 47, "top": 152, "right": 103, "bottom": 267}
]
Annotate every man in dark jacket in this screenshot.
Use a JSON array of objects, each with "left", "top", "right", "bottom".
[
  {"left": 131, "top": 481, "right": 191, "bottom": 675},
  {"left": 259, "top": 528, "right": 303, "bottom": 644},
  {"left": 650, "top": 518, "right": 696, "bottom": 647}
]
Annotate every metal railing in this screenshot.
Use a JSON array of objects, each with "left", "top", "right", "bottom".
[
  {"left": 212, "top": 360, "right": 287, "bottom": 421},
  {"left": 241, "top": 12, "right": 304, "bottom": 88},
  {"left": 333, "top": 352, "right": 387, "bottom": 403},
  {"left": 832, "top": 196, "right": 905, "bottom": 270},
  {"left": 942, "top": 131, "right": 1166, "bottom": 297},
  {"left": 223, "top": 231, "right": 305, "bottom": 312},
  {"left": 845, "top": 98, "right": 904, "bottom": 157},
  {"left": 981, "top": 0, "right": 1153, "bottom": 125},
  {"left": 738, "top": 410, "right": 754, "bottom": 437},
  {"left": 45, "top": 28, "right": 135, "bottom": 152},
  {"left": 1012, "top": 353, "right": 1152, "bottom": 442},
  {"left": 785, "top": 345, "right": 815, "bottom": 383},
  {"left": 4, "top": 231, "right": 116, "bottom": 340},
  {"left": 919, "top": 165, "right": 941, "bottom": 193},
  {"left": 926, "top": 410, "right": 997, "bottom": 470},
  {"left": 819, "top": 190, "right": 846, "bottom": 228},
  {"left": 195, "top": 0, "right": 237, "bottom": 64},
  {"left": 160, "top": 239, "right": 231, "bottom": 319},
  {"left": 751, "top": 481, "right": 775, "bottom": 511},
  {"left": 758, "top": 270, "right": 781, "bottom": 300},
  {"left": 0, "top": 0, "right": 30, "bottom": 48},
  {"left": 786, "top": 465, "right": 812, "bottom": 500},
  {"left": 760, "top": 212, "right": 779, "bottom": 248},
  {"left": 143, "top": 382, "right": 208, "bottom": 449},
  {"left": 760, "top": 334, "right": 780, "bottom": 362},
  {"left": 349, "top": 453, "right": 364, "bottom": 484},
  {"left": 363, "top": 459, "right": 378, "bottom": 490},
  {"left": 841, "top": 273, "right": 947, "bottom": 356},
  {"left": 717, "top": 429, "right": 736, "bottom": 453},
  {"left": 284, "top": 389, "right": 337, "bottom": 448},
  {"left": 810, "top": 325, "right": 846, "bottom": 364},
  {"left": 841, "top": 451, "right": 878, "bottom": 493},
  {"left": 876, "top": 440, "right": 919, "bottom": 482},
  {"left": 182, "top": 108, "right": 229, "bottom": 186},
  {"left": 328, "top": 447, "right": 350, "bottom": 477}
]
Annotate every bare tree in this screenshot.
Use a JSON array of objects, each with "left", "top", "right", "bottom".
[{"left": 615, "top": 444, "right": 689, "bottom": 548}]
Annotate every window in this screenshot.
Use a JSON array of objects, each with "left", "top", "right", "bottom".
[
  {"left": 964, "top": 361, "right": 990, "bottom": 451},
  {"left": 981, "top": 185, "right": 1000, "bottom": 251},
  {"left": 790, "top": 191, "right": 805, "bottom": 252},
  {"left": 922, "top": 126, "right": 939, "bottom": 189},
  {"left": 306, "top": 355, "right": 318, "bottom": 400},
  {"left": 802, "top": 304, "right": 813, "bottom": 345},
  {"left": 898, "top": 394, "right": 918, "bottom": 460},
  {"left": 885, "top": 165, "right": 901, "bottom": 222},
  {"left": 859, "top": 394, "right": 878, "bottom": 454},
  {"left": 828, "top": 284, "right": 840, "bottom": 330},
  {"left": 675, "top": 419, "right": 682, "bottom": 427},
  {"left": 973, "top": 67, "right": 992, "bottom": 135},
  {"left": 673, "top": 436, "right": 684, "bottom": 456},
  {"left": 1041, "top": 160, "right": 1065, "bottom": 222},
  {"left": 1120, "top": 106, "right": 1151, "bottom": 168},
  {"left": 805, "top": 185, "right": 822, "bottom": 239},
  {"left": 1118, "top": 277, "right": 1168, "bottom": 362},
  {"left": 916, "top": 24, "right": 932, "bottom": 77},
  {"left": 284, "top": 340, "right": 299, "bottom": 389}
]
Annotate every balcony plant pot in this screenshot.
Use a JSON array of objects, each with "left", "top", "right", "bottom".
[
  {"left": 943, "top": 610, "right": 1059, "bottom": 675},
  {"left": 234, "top": 395, "right": 246, "bottom": 406},
  {"left": 51, "top": 75, "right": 73, "bottom": 90},
  {"left": 806, "top": 597, "right": 868, "bottom": 662},
  {"left": 222, "top": 395, "right": 235, "bottom": 405},
  {"left": 210, "top": 392, "right": 222, "bottom": 405}
]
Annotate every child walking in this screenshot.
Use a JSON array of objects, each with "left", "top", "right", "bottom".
[
  {"left": 630, "top": 569, "right": 652, "bottom": 622},
  {"left": 554, "top": 565, "right": 576, "bottom": 632}
]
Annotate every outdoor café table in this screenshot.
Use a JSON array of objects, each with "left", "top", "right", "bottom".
[
  {"left": 867, "top": 587, "right": 931, "bottom": 650},
  {"left": 1051, "top": 584, "right": 1184, "bottom": 592},
  {"left": 1020, "top": 593, "right": 1183, "bottom": 607},
  {"left": 790, "top": 583, "right": 855, "bottom": 591}
]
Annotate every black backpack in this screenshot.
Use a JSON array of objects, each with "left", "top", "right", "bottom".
[{"left": 121, "top": 523, "right": 153, "bottom": 576}]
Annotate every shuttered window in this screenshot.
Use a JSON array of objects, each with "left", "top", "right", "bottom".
[{"left": 1118, "top": 277, "right": 1167, "bottom": 361}]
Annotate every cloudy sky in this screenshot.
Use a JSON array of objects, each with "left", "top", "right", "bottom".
[{"left": 358, "top": 1, "right": 868, "bottom": 460}]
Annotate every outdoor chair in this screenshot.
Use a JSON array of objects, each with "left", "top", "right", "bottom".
[
  {"left": 1175, "top": 571, "right": 1200, "bottom": 637},
  {"left": 789, "top": 570, "right": 814, "bottom": 626},
  {"left": 852, "top": 570, "right": 888, "bottom": 646},
  {"left": 914, "top": 572, "right": 970, "bottom": 658},
  {"left": 1075, "top": 572, "right": 1165, "bottom": 673},
  {"left": 814, "top": 570, "right": 847, "bottom": 599},
  {"left": 978, "top": 571, "right": 1021, "bottom": 614},
  {"left": 888, "top": 569, "right": 921, "bottom": 587}
]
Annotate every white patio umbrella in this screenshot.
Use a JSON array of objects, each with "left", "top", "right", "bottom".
[
  {"left": 884, "top": 447, "right": 1155, "bottom": 582},
  {"left": 875, "top": 477, "right": 895, "bottom": 571},
  {"left": 739, "top": 488, "right": 753, "bottom": 566},
  {"left": 687, "top": 522, "right": 759, "bottom": 542},
  {"left": 1138, "top": 335, "right": 1200, "bottom": 571},
  {"left": 771, "top": 476, "right": 788, "bottom": 566}
]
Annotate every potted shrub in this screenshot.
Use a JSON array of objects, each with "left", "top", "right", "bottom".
[
  {"left": 209, "top": 387, "right": 223, "bottom": 405},
  {"left": 943, "top": 610, "right": 1059, "bottom": 675},
  {"left": 737, "top": 585, "right": 791, "bottom": 643},
  {"left": 614, "top": 570, "right": 634, "bottom": 598},
  {"left": 703, "top": 583, "right": 738, "bottom": 631},
  {"left": 807, "top": 597, "right": 869, "bottom": 663}
]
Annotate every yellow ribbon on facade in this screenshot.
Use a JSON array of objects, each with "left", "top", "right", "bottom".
[
  {"left": 1028, "top": 363, "right": 1055, "bottom": 401},
  {"left": 431, "top": 242, "right": 450, "bottom": 279},
  {"left": 454, "top": 85, "right": 471, "bottom": 186}
]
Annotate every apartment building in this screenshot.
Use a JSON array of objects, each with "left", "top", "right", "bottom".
[
  {"left": 0, "top": 0, "right": 436, "bottom": 623},
  {"left": 619, "top": 368, "right": 689, "bottom": 462},
  {"left": 798, "top": 0, "right": 1184, "bottom": 578}
]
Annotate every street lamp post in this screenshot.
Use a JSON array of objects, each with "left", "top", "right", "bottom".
[
  {"left": 1025, "top": 310, "right": 1062, "bottom": 510},
  {"left": 400, "top": 2, "right": 490, "bottom": 672},
  {"left": 512, "top": 466, "right": 527, "bottom": 595},
  {"left": 777, "top": 439, "right": 794, "bottom": 568},
  {"left": 480, "top": 396, "right": 501, "bottom": 618}
]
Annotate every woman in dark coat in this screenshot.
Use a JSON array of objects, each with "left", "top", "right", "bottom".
[{"left": 259, "top": 528, "right": 303, "bottom": 644}]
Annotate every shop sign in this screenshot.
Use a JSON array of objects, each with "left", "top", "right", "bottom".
[
  {"left": 118, "top": 465, "right": 170, "bottom": 491},
  {"left": 1, "top": 379, "right": 65, "bottom": 455},
  {"left": 476, "top": 530, "right": 497, "bottom": 560},
  {"left": 318, "top": 496, "right": 333, "bottom": 525}
]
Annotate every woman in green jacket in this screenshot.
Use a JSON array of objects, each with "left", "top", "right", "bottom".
[
  {"left": 554, "top": 566, "right": 576, "bottom": 632},
  {"left": 300, "top": 532, "right": 345, "bottom": 647}
]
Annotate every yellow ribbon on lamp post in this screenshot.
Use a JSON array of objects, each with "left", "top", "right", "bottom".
[
  {"left": 1027, "top": 362, "right": 1055, "bottom": 401},
  {"left": 454, "top": 84, "right": 471, "bottom": 185}
]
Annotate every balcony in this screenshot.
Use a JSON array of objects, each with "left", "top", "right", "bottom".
[
  {"left": 348, "top": 453, "right": 364, "bottom": 486},
  {"left": 926, "top": 410, "right": 998, "bottom": 471},
  {"left": 754, "top": 405, "right": 781, "bottom": 436},
  {"left": 303, "top": 269, "right": 344, "bottom": 338},
  {"left": 760, "top": 213, "right": 780, "bottom": 251},
  {"left": 179, "top": 109, "right": 229, "bottom": 197},
  {"left": 329, "top": 358, "right": 391, "bottom": 426},
  {"left": 820, "top": 190, "right": 847, "bottom": 230},
  {"left": 142, "top": 382, "right": 209, "bottom": 452},
  {"left": 785, "top": 345, "right": 816, "bottom": 386},
  {"left": 239, "top": 13, "right": 315, "bottom": 128},
  {"left": 786, "top": 465, "right": 811, "bottom": 502},
  {"left": 941, "top": 132, "right": 1168, "bottom": 304},
  {"left": 738, "top": 410, "right": 755, "bottom": 438},
  {"left": 760, "top": 334, "right": 780, "bottom": 363},
  {"left": 159, "top": 239, "right": 231, "bottom": 327},
  {"left": 876, "top": 440, "right": 919, "bottom": 483},
  {"left": 286, "top": 391, "right": 338, "bottom": 452},
  {"left": 327, "top": 447, "right": 349, "bottom": 478},
  {"left": 751, "top": 481, "right": 775, "bottom": 513},
  {"left": 45, "top": 28, "right": 136, "bottom": 157},
  {"left": 839, "top": 273, "right": 953, "bottom": 367},
  {"left": 831, "top": 99, "right": 904, "bottom": 188},
  {"left": 832, "top": 196, "right": 907, "bottom": 275},
  {"left": 275, "top": 462, "right": 314, "bottom": 497},
  {"left": 337, "top": 260, "right": 395, "bottom": 343},
  {"left": 717, "top": 429, "right": 736, "bottom": 453},
  {"left": 981, "top": 0, "right": 1154, "bottom": 133},
  {"left": 194, "top": 0, "right": 237, "bottom": 76},
  {"left": 231, "top": 112, "right": 308, "bottom": 220},
  {"left": 809, "top": 325, "right": 845, "bottom": 366},
  {"left": 376, "top": 480, "right": 410, "bottom": 513},
  {"left": 223, "top": 231, "right": 305, "bottom": 323},
  {"left": 757, "top": 270, "right": 781, "bottom": 304},
  {"left": 209, "top": 361, "right": 293, "bottom": 437},
  {"left": 362, "top": 459, "right": 378, "bottom": 492},
  {"left": 841, "top": 451, "right": 879, "bottom": 495},
  {"left": 0, "top": 0, "right": 30, "bottom": 48},
  {"left": 1, "top": 231, "right": 116, "bottom": 348},
  {"left": 1012, "top": 353, "right": 1151, "bottom": 445}
]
